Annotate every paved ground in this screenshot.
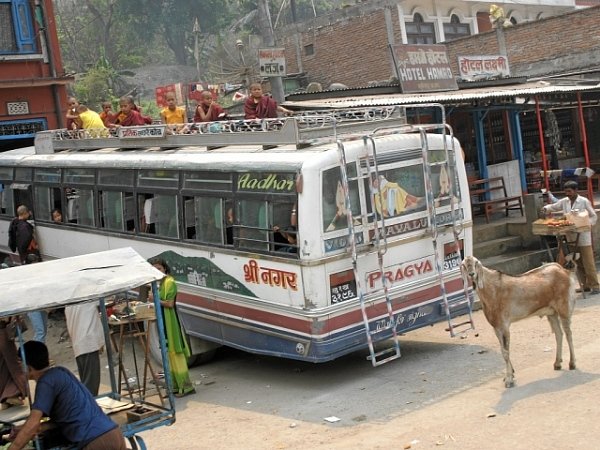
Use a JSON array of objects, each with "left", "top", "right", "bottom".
[
  {"left": 136, "top": 291, "right": 600, "bottom": 450},
  {"left": 36, "top": 282, "right": 600, "bottom": 450}
]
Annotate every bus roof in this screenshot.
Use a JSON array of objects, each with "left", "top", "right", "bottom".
[{"left": 0, "top": 247, "right": 163, "bottom": 317}]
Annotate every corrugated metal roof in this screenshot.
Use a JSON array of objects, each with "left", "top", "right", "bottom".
[{"left": 284, "top": 80, "right": 600, "bottom": 109}]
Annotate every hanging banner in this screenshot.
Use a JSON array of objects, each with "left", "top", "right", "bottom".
[
  {"left": 258, "top": 48, "right": 286, "bottom": 77},
  {"left": 392, "top": 44, "right": 457, "bottom": 93}
]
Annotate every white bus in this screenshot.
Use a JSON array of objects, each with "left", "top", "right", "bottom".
[{"left": 0, "top": 106, "right": 474, "bottom": 366}]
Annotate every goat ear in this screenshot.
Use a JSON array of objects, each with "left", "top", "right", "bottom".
[{"left": 475, "top": 259, "right": 484, "bottom": 290}]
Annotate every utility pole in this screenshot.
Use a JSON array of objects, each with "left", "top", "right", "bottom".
[
  {"left": 257, "top": 0, "right": 285, "bottom": 103},
  {"left": 193, "top": 18, "right": 201, "bottom": 83}
]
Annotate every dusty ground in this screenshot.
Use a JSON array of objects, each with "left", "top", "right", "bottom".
[
  {"left": 140, "top": 294, "right": 600, "bottom": 450},
  {"left": 39, "top": 291, "right": 600, "bottom": 450}
]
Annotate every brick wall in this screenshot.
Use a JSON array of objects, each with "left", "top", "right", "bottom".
[
  {"left": 278, "top": 4, "right": 600, "bottom": 88},
  {"left": 280, "top": 8, "right": 399, "bottom": 88},
  {"left": 446, "top": 5, "right": 600, "bottom": 77}
]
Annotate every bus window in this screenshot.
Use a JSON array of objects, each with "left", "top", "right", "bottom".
[
  {"left": 34, "top": 186, "right": 62, "bottom": 222},
  {"left": 0, "top": 184, "right": 15, "bottom": 217},
  {"left": 322, "top": 165, "right": 360, "bottom": 232},
  {"left": 237, "top": 199, "right": 268, "bottom": 251},
  {"left": 138, "top": 194, "right": 179, "bottom": 238},
  {"left": 100, "top": 191, "right": 134, "bottom": 232},
  {"left": 271, "top": 201, "right": 298, "bottom": 254},
  {"left": 65, "top": 188, "right": 95, "bottom": 226},
  {"left": 34, "top": 169, "right": 62, "bottom": 222},
  {"left": 183, "top": 196, "right": 225, "bottom": 244}
]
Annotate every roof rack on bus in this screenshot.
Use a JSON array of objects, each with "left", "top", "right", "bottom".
[{"left": 33, "top": 106, "right": 408, "bottom": 154}]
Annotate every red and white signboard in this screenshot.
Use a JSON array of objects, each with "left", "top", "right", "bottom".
[
  {"left": 458, "top": 55, "right": 510, "bottom": 81},
  {"left": 258, "top": 48, "right": 286, "bottom": 77}
]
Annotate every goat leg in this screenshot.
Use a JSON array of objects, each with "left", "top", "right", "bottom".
[
  {"left": 495, "top": 327, "right": 514, "bottom": 388},
  {"left": 561, "top": 316, "right": 576, "bottom": 370},
  {"left": 547, "top": 314, "right": 563, "bottom": 370}
]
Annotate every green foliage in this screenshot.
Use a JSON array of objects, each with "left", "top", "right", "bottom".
[{"left": 73, "top": 67, "right": 115, "bottom": 110}]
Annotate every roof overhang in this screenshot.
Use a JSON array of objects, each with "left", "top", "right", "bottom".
[
  {"left": 284, "top": 80, "right": 600, "bottom": 109},
  {"left": 0, "top": 75, "right": 74, "bottom": 89}
]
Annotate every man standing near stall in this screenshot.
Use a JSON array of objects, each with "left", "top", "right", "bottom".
[{"left": 543, "top": 180, "right": 599, "bottom": 294}]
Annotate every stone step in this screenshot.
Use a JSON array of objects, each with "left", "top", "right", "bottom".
[
  {"left": 473, "top": 222, "right": 508, "bottom": 243},
  {"left": 473, "top": 235, "right": 523, "bottom": 259},
  {"left": 479, "top": 248, "right": 553, "bottom": 275}
]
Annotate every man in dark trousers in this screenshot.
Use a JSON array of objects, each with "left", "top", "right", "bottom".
[
  {"left": 8, "top": 205, "right": 39, "bottom": 264},
  {"left": 9, "top": 341, "right": 126, "bottom": 450},
  {"left": 7, "top": 205, "right": 46, "bottom": 342}
]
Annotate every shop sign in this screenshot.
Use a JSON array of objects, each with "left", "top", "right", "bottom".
[
  {"left": 392, "top": 44, "right": 457, "bottom": 93},
  {"left": 458, "top": 55, "right": 510, "bottom": 81},
  {"left": 259, "top": 48, "right": 286, "bottom": 77}
]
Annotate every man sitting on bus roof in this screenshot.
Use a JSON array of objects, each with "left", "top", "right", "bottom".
[{"left": 9, "top": 341, "right": 126, "bottom": 450}]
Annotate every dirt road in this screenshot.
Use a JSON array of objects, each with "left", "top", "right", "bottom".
[{"left": 139, "top": 293, "right": 600, "bottom": 450}]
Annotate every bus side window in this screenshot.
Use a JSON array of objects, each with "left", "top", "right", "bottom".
[
  {"left": 100, "top": 191, "right": 134, "bottom": 232},
  {"left": 65, "top": 188, "right": 95, "bottom": 226},
  {"left": 271, "top": 201, "right": 298, "bottom": 254},
  {"left": 0, "top": 184, "right": 15, "bottom": 216},
  {"left": 138, "top": 194, "right": 178, "bottom": 238},
  {"left": 238, "top": 199, "right": 268, "bottom": 251},
  {"left": 139, "top": 194, "right": 156, "bottom": 234},
  {"left": 183, "top": 196, "right": 223, "bottom": 244}
]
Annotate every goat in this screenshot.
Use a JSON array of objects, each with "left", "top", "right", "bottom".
[{"left": 461, "top": 256, "right": 576, "bottom": 388}]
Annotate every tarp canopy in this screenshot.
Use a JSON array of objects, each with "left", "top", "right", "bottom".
[{"left": 0, "top": 247, "right": 164, "bottom": 318}]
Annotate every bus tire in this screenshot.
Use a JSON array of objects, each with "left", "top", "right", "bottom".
[{"left": 187, "top": 349, "right": 217, "bottom": 367}]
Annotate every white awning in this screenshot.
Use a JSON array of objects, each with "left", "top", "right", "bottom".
[{"left": 0, "top": 247, "right": 164, "bottom": 317}]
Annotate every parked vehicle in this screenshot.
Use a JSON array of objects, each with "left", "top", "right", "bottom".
[{"left": 0, "top": 105, "right": 474, "bottom": 366}]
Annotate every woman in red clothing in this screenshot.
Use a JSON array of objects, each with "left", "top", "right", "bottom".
[{"left": 244, "top": 83, "right": 292, "bottom": 119}]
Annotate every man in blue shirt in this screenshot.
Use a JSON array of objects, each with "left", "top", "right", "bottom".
[{"left": 9, "top": 341, "right": 126, "bottom": 450}]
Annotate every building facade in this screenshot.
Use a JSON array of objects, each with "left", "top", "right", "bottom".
[
  {"left": 0, "top": 0, "right": 72, "bottom": 151},
  {"left": 278, "top": 0, "right": 582, "bottom": 88}
]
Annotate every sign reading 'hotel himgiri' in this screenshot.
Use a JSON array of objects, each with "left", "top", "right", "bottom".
[{"left": 392, "top": 44, "right": 458, "bottom": 93}]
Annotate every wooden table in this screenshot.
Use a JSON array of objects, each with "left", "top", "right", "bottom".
[{"left": 109, "top": 313, "right": 166, "bottom": 406}]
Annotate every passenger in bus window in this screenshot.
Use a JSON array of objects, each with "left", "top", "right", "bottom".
[
  {"left": 51, "top": 208, "right": 62, "bottom": 223},
  {"left": 273, "top": 203, "right": 298, "bottom": 253}
]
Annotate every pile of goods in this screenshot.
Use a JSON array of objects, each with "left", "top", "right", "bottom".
[
  {"left": 541, "top": 218, "right": 574, "bottom": 228},
  {"left": 532, "top": 216, "right": 578, "bottom": 235}
]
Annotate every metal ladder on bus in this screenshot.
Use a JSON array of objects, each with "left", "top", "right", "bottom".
[
  {"left": 336, "top": 136, "right": 401, "bottom": 367},
  {"left": 419, "top": 127, "right": 475, "bottom": 337}
]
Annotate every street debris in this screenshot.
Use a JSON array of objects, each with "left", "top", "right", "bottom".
[
  {"left": 289, "top": 422, "right": 297, "bottom": 428},
  {"left": 486, "top": 412, "right": 496, "bottom": 418},
  {"left": 324, "top": 416, "right": 341, "bottom": 423}
]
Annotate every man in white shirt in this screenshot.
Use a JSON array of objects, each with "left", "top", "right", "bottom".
[
  {"left": 543, "top": 181, "right": 599, "bottom": 294},
  {"left": 65, "top": 301, "right": 105, "bottom": 396}
]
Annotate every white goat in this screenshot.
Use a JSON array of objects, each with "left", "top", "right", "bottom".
[{"left": 461, "top": 256, "right": 576, "bottom": 388}]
